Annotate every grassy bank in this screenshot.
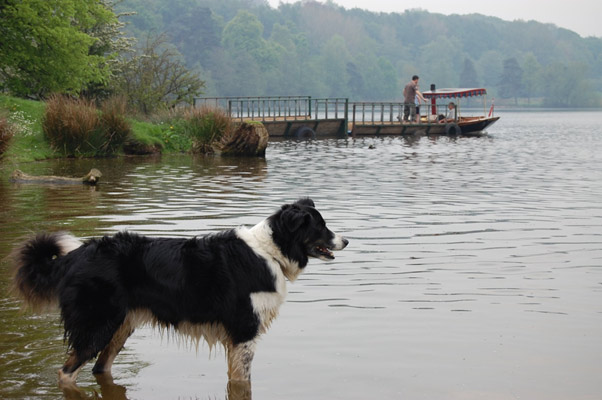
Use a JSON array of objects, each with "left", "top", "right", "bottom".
[
  {"left": 0, "top": 95, "right": 53, "bottom": 163},
  {"left": 0, "top": 95, "right": 214, "bottom": 165}
]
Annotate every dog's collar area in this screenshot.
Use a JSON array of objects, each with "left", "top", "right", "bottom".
[{"left": 245, "top": 221, "right": 302, "bottom": 281}]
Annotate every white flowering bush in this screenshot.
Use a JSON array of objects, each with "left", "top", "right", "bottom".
[{"left": 8, "top": 110, "right": 35, "bottom": 137}]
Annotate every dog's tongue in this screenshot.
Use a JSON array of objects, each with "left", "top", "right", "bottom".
[{"left": 318, "top": 246, "right": 334, "bottom": 259}]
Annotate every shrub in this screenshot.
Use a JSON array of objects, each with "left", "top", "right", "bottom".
[
  {"left": 113, "top": 33, "right": 205, "bottom": 115},
  {"left": 182, "top": 106, "right": 233, "bottom": 154},
  {"left": 42, "top": 94, "right": 132, "bottom": 156},
  {"left": 0, "top": 115, "right": 15, "bottom": 158},
  {"left": 98, "top": 95, "right": 132, "bottom": 155},
  {"left": 43, "top": 95, "right": 99, "bottom": 156}
]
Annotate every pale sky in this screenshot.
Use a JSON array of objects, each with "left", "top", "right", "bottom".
[{"left": 266, "top": 0, "right": 602, "bottom": 38}]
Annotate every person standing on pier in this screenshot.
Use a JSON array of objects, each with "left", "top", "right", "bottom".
[
  {"left": 403, "top": 75, "right": 421, "bottom": 122},
  {"left": 414, "top": 85, "right": 427, "bottom": 123}
]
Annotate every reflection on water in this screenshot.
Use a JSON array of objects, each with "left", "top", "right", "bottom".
[
  {"left": 1, "top": 111, "right": 602, "bottom": 399},
  {"left": 59, "top": 375, "right": 252, "bottom": 400}
]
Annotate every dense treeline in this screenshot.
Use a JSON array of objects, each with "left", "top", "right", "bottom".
[
  {"left": 116, "top": 0, "right": 602, "bottom": 107},
  {"left": 0, "top": 0, "right": 205, "bottom": 114},
  {"left": 2, "top": 0, "right": 602, "bottom": 108}
]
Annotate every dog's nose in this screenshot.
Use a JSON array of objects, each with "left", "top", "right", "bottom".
[{"left": 342, "top": 238, "right": 349, "bottom": 248}]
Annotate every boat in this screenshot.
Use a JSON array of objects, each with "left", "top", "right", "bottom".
[
  {"left": 421, "top": 87, "right": 500, "bottom": 135},
  {"left": 349, "top": 87, "right": 499, "bottom": 137},
  {"left": 195, "top": 89, "right": 500, "bottom": 138}
]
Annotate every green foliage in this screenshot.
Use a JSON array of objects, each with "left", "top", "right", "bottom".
[
  {"left": 112, "top": 1, "right": 599, "bottom": 106},
  {"left": 127, "top": 119, "right": 163, "bottom": 146},
  {"left": 0, "top": 0, "right": 117, "bottom": 97},
  {"left": 542, "top": 62, "right": 598, "bottom": 107},
  {"left": 222, "top": 11, "right": 265, "bottom": 53},
  {"left": 521, "top": 53, "right": 543, "bottom": 103},
  {"left": 420, "top": 37, "right": 461, "bottom": 87},
  {"left": 112, "top": 33, "right": 205, "bottom": 114},
  {"left": 0, "top": 94, "right": 213, "bottom": 161},
  {"left": 460, "top": 58, "right": 479, "bottom": 88},
  {"left": 499, "top": 58, "right": 524, "bottom": 104},
  {"left": 477, "top": 50, "right": 504, "bottom": 89},
  {"left": 160, "top": 121, "right": 191, "bottom": 152},
  {"left": 0, "top": 95, "right": 54, "bottom": 162},
  {"left": 321, "top": 35, "right": 352, "bottom": 98},
  {"left": 3, "top": 0, "right": 602, "bottom": 107},
  {"left": 181, "top": 106, "right": 233, "bottom": 154}
]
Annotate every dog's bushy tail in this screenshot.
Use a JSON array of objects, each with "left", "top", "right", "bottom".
[{"left": 11, "top": 232, "right": 83, "bottom": 311}]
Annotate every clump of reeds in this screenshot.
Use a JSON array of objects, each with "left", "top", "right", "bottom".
[
  {"left": 0, "top": 115, "right": 15, "bottom": 158},
  {"left": 182, "top": 105, "right": 233, "bottom": 154},
  {"left": 43, "top": 95, "right": 98, "bottom": 155},
  {"left": 42, "top": 94, "right": 132, "bottom": 156},
  {"left": 98, "top": 95, "right": 131, "bottom": 155}
]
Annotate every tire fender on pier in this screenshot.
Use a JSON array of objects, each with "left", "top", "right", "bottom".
[
  {"left": 294, "top": 125, "right": 316, "bottom": 139},
  {"left": 445, "top": 123, "right": 461, "bottom": 135}
]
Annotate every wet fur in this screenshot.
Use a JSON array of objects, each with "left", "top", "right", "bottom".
[{"left": 11, "top": 198, "right": 348, "bottom": 385}]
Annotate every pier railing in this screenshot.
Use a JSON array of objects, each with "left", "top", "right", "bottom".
[
  {"left": 311, "top": 98, "right": 348, "bottom": 120},
  {"left": 194, "top": 96, "right": 349, "bottom": 122},
  {"left": 349, "top": 102, "right": 442, "bottom": 124},
  {"left": 194, "top": 96, "right": 310, "bottom": 121}
]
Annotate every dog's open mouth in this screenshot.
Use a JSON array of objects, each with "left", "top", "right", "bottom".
[{"left": 309, "top": 245, "right": 335, "bottom": 260}]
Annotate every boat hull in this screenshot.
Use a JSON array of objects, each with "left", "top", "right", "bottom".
[
  {"left": 350, "top": 116, "right": 500, "bottom": 136},
  {"left": 457, "top": 116, "right": 500, "bottom": 135}
]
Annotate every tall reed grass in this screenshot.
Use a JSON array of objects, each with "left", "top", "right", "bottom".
[
  {"left": 42, "top": 95, "right": 132, "bottom": 156},
  {"left": 182, "top": 106, "right": 233, "bottom": 154},
  {"left": 0, "top": 115, "right": 15, "bottom": 158},
  {"left": 98, "top": 96, "right": 131, "bottom": 154}
]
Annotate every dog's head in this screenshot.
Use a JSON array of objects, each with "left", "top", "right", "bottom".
[{"left": 267, "top": 198, "right": 348, "bottom": 279}]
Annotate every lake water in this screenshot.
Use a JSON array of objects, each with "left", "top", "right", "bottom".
[{"left": 1, "top": 110, "right": 601, "bottom": 400}]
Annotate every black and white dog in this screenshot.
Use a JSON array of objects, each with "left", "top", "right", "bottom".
[{"left": 11, "top": 198, "right": 348, "bottom": 385}]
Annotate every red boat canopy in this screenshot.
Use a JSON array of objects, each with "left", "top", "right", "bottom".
[{"left": 422, "top": 88, "right": 487, "bottom": 99}]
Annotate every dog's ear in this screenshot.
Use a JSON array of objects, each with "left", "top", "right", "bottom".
[
  {"left": 281, "top": 205, "right": 310, "bottom": 232},
  {"left": 294, "top": 197, "right": 315, "bottom": 208}
]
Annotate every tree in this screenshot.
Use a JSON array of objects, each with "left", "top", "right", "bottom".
[
  {"left": 320, "top": 35, "right": 352, "bottom": 98},
  {"left": 267, "top": 23, "right": 301, "bottom": 94},
  {"left": 113, "top": 33, "right": 205, "bottom": 114},
  {"left": 498, "top": 57, "right": 523, "bottom": 105},
  {"left": 459, "top": 58, "right": 479, "bottom": 88},
  {"left": 419, "top": 37, "right": 460, "bottom": 87},
  {"left": 111, "top": 2, "right": 602, "bottom": 106},
  {"left": 477, "top": 50, "right": 503, "bottom": 91},
  {"left": 521, "top": 53, "right": 543, "bottom": 104},
  {"left": 0, "top": 0, "right": 116, "bottom": 97},
  {"left": 222, "top": 10, "right": 265, "bottom": 54},
  {"left": 346, "top": 62, "right": 365, "bottom": 100},
  {"left": 542, "top": 62, "right": 598, "bottom": 107},
  {"left": 162, "top": 1, "right": 222, "bottom": 67},
  {"left": 83, "top": 0, "right": 137, "bottom": 98},
  {"left": 363, "top": 57, "right": 398, "bottom": 101}
]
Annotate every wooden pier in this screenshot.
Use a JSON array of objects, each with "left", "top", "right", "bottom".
[
  {"left": 194, "top": 94, "right": 495, "bottom": 138},
  {"left": 195, "top": 96, "right": 348, "bottom": 138}
]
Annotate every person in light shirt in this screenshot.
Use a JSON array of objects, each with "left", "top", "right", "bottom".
[{"left": 438, "top": 102, "right": 456, "bottom": 123}]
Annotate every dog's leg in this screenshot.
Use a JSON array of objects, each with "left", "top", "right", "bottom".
[
  {"left": 58, "top": 351, "right": 88, "bottom": 386},
  {"left": 92, "top": 321, "right": 135, "bottom": 375},
  {"left": 96, "top": 372, "right": 128, "bottom": 400},
  {"left": 226, "top": 340, "right": 256, "bottom": 382},
  {"left": 227, "top": 379, "right": 252, "bottom": 400}
]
